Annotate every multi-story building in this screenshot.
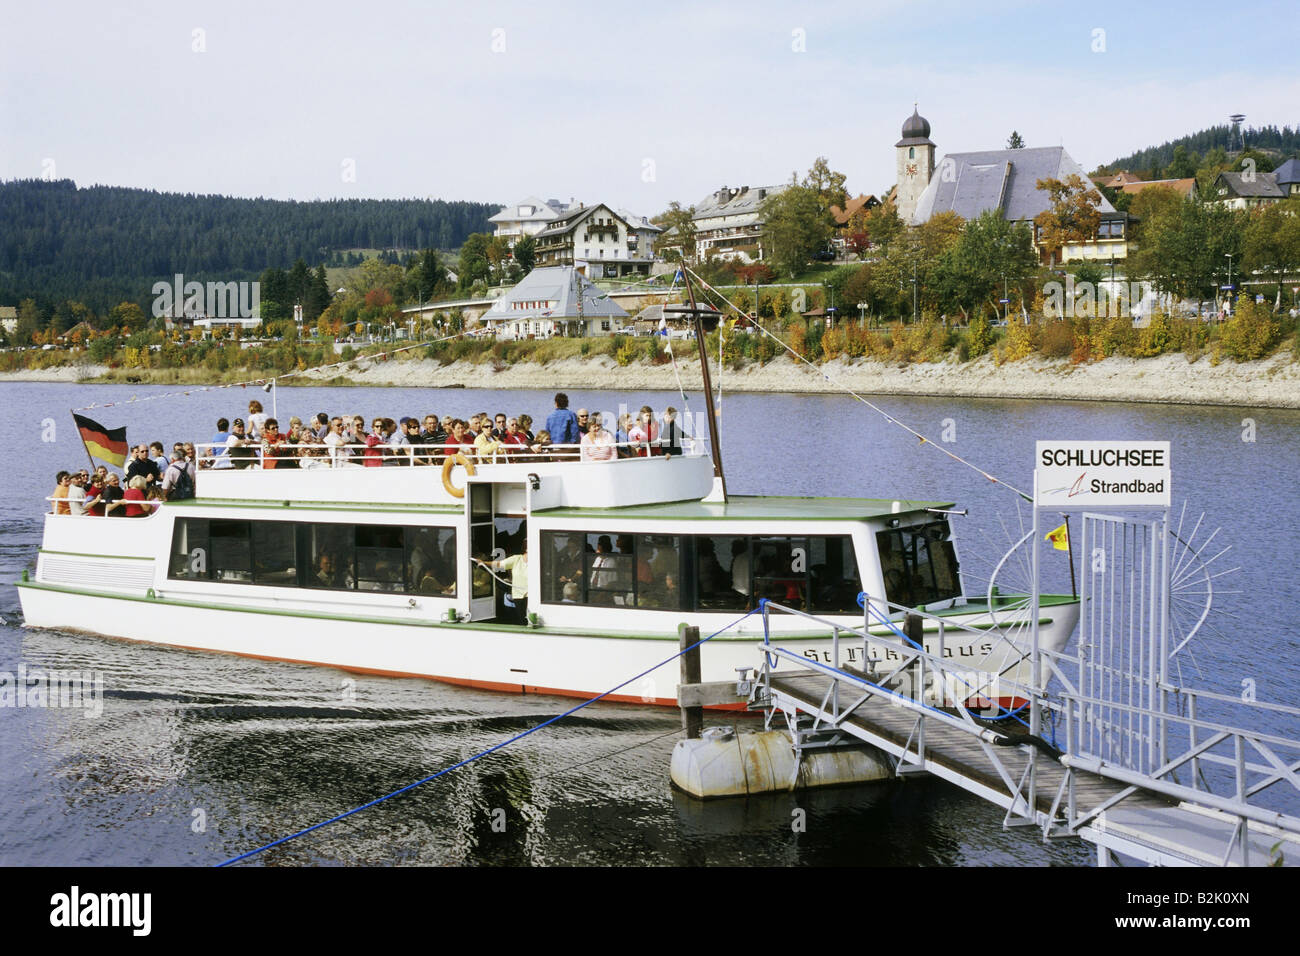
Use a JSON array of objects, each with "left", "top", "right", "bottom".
[
  {"left": 488, "top": 196, "right": 580, "bottom": 246},
  {"left": 533, "top": 204, "right": 660, "bottom": 278},
  {"left": 686, "top": 184, "right": 789, "bottom": 262}
]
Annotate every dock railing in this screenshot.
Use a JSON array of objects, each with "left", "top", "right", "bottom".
[{"left": 755, "top": 595, "right": 1300, "bottom": 863}]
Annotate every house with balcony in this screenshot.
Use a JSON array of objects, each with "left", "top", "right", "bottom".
[
  {"left": 688, "top": 184, "right": 789, "bottom": 262},
  {"left": 533, "top": 204, "right": 658, "bottom": 279},
  {"left": 488, "top": 196, "right": 580, "bottom": 246}
]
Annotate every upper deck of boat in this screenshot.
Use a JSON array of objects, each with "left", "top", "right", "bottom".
[
  {"left": 186, "top": 449, "right": 952, "bottom": 522},
  {"left": 540, "top": 496, "right": 955, "bottom": 521}
]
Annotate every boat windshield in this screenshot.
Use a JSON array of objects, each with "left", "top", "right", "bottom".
[{"left": 876, "top": 518, "right": 961, "bottom": 608}]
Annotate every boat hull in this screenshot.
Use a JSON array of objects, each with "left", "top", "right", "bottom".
[{"left": 17, "top": 581, "right": 1077, "bottom": 710}]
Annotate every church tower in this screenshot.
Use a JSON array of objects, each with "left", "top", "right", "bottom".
[{"left": 894, "top": 105, "right": 936, "bottom": 224}]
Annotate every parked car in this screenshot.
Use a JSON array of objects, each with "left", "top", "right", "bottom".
[{"left": 812, "top": 249, "right": 836, "bottom": 262}]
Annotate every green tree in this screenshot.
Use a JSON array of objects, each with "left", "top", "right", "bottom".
[
  {"left": 934, "top": 212, "right": 1035, "bottom": 318},
  {"left": 1244, "top": 199, "right": 1300, "bottom": 307},
  {"left": 802, "top": 156, "right": 849, "bottom": 213},
  {"left": 1007, "top": 131, "right": 1026, "bottom": 149},
  {"left": 761, "top": 182, "right": 833, "bottom": 278},
  {"left": 863, "top": 200, "right": 904, "bottom": 253},
  {"left": 409, "top": 248, "right": 447, "bottom": 302},
  {"left": 653, "top": 201, "right": 696, "bottom": 264},
  {"left": 513, "top": 235, "right": 536, "bottom": 274},
  {"left": 1164, "top": 144, "right": 1199, "bottom": 179},
  {"left": 15, "top": 298, "right": 41, "bottom": 344},
  {"left": 457, "top": 233, "right": 492, "bottom": 291}
]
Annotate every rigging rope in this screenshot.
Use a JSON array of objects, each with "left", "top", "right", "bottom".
[
  {"left": 216, "top": 606, "right": 761, "bottom": 866},
  {"left": 684, "top": 267, "right": 1030, "bottom": 502}
]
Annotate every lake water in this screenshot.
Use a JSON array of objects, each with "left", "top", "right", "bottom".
[{"left": 2, "top": 380, "right": 1297, "bottom": 866}]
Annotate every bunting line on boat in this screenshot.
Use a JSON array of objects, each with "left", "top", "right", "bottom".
[
  {"left": 683, "top": 267, "right": 1031, "bottom": 502},
  {"left": 215, "top": 606, "right": 762, "bottom": 867},
  {"left": 70, "top": 327, "right": 491, "bottom": 413}
]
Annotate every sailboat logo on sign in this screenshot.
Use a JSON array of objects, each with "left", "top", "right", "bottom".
[{"left": 1035, "top": 441, "right": 1171, "bottom": 508}]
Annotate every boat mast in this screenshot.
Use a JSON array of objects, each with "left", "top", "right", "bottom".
[{"left": 675, "top": 270, "right": 728, "bottom": 500}]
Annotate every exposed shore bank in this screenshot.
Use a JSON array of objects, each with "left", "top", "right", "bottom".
[{"left": 3, "top": 352, "right": 1297, "bottom": 408}]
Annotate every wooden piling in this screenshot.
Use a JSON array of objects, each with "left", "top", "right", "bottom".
[{"left": 679, "top": 624, "right": 703, "bottom": 739}]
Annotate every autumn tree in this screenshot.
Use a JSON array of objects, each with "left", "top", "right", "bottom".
[{"left": 1033, "top": 174, "right": 1103, "bottom": 264}]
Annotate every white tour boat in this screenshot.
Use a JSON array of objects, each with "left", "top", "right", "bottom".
[{"left": 18, "top": 436, "right": 1079, "bottom": 709}]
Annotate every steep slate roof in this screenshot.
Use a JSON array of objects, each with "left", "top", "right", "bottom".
[
  {"left": 488, "top": 196, "right": 564, "bottom": 224},
  {"left": 1272, "top": 158, "right": 1300, "bottom": 186},
  {"left": 691, "top": 184, "right": 789, "bottom": 222},
  {"left": 479, "top": 266, "right": 627, "bottom": 322},
  {"left": 616, "top": 208, "right": 663, "bottom": 233},
  {"left": 911, "top": 146, "right": 1115, "bottom": 225},
  {"left": 533, "top": 204, "right": 606, "bottom": 240},
  {"left": 1215, "top": 170, "right": 1284, "bottom": 199}
]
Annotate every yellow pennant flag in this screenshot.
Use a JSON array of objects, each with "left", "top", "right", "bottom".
[{"left": 1045, "top": 523, "right": 1070, "bottom": 551}]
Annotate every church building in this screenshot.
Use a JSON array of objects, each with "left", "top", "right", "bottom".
[{"left": 895, "top": 107, "right": 1129, "bottom": 264}]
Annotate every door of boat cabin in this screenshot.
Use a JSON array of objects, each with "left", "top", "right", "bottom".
[{"left": 467, "top": 480, "right": 527, "bottom": 622}]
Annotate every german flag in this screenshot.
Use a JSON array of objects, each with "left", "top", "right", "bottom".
[{"left": 73, "top": 413, "right": 127, "bottom": 468}]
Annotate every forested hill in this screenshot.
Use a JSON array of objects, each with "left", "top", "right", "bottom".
[
  {"left": 0, "top": 179, "right": 498, "bottom": 311},
  {"left": 1104, "top": 123, "right": 1300, "bottom": 174}
]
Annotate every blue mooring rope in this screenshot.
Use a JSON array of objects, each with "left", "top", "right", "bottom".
[{"left": 216, "top": 606, "right": 762, "bottom": 866}]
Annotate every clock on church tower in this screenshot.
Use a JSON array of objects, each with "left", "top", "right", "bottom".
[{"left": 895, "top": 105, "right": 936, "bottom": 224}]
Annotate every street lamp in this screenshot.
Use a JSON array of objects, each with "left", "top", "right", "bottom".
[{"left": 1225, "top": 253, "right": 1234, "bottom": 312}]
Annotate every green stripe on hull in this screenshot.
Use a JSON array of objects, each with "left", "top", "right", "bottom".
[{"left": 16, "top": 580, "right": 1069, "bottom": 643}]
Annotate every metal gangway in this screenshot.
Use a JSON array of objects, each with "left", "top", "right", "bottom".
[{"left": 751, "top": 512, "right": 1300, "bottom": 867}]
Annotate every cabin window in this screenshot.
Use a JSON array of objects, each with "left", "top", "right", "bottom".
[
  {"left": 210, "top": 520, "right": 252, "bottom": 582},
  {"left": 634, "top": 535, "right": 683, "bottom": 610},
  {"left": 540, "top": 531, "right": 586, "bottom": 604},
  {"left": 305, "top": 522, "right": 356, "bottom": 590},
  {"left": 356, "top": 525, "right": 405, "bottom": 592},
  {"left": 541, "top": 530, "right": 858, "bottom": 614},
  {"left": 252, "top": 522, "right": 296, "bottom": 586},
  {"left": 876, "top": 520, "right": 960, "bottom": 609},
  {"left": 168, "top": 518, "right": 456, "bottom": 596},
  {"left": 407, "top": 526, "right": 456, "bottom": 596},
  {"left": 586, "top": 533, "right": 634, "bottom": 605},
  {"left": 694, "top": 535, "right": 748, "bottom": 610}
]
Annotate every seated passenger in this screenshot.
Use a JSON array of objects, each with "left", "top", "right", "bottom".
[{"left": 580, "top": 418, "right": 616, "bottom": 462}]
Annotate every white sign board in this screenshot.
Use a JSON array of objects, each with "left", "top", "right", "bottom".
[{"left": 1035, "top": 441, "right": 1170, "bottom": 508}]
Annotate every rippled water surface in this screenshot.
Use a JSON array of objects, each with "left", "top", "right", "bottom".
[{"left": 2, "top": 381, "right": 1296, "bottom": 866}]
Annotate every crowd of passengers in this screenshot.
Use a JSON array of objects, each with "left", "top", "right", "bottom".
[{"left": 49, "top": 393, "right": 692, "bottom": 516}]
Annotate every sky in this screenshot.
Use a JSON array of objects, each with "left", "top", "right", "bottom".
[{"left": 2, "top": 0, "right": 1298, "bottom": 216}]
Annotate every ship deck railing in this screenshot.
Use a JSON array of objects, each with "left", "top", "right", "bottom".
[
  {"left": 190, "top": 439, "right": 708, "bottom": 470},
  {"left": 754, "top": 597, "right": 1300, "bottom": 866}
]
